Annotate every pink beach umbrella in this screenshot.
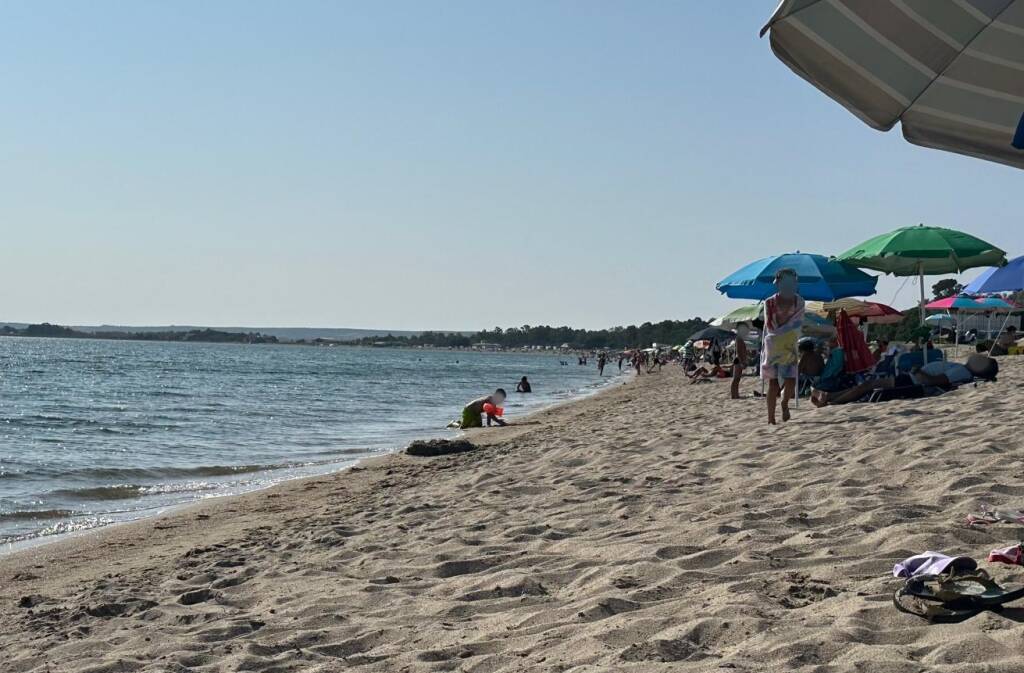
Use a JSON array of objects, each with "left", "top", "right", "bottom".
[{"left": 924, "top": 296, "right": 987, "bottom": 354}]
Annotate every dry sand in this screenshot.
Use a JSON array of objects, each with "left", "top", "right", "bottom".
[{"left": 3, "top": 359, "right": 1024, "bottom": 672}]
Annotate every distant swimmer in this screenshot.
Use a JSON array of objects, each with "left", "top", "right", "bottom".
[
  {"left": 516, "top": 376, "right": 532, "bottom": 393},
  {"left": 597, "top": 352, "right": 606, "bottom": 376}
]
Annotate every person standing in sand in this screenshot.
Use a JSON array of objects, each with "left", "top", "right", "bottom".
[
  {"left": 730, "top": 323, "right": 750, "bottom": 399},
  {"left": 761, "top": 268, "right": 804, "bottom": 424}
]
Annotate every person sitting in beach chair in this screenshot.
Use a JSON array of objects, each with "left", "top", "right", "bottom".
[
  {"left": 991, "top": 326, "right": 1018, "bottom": 356},
  {"left": 811, "top": 354, "right": 998, "bottom": 407},
  {"left": 798, "top": 338, "right": 825, "bottom": 378},
  {"left": 458, "top": 389, "right": 507, "bottom": 428}
]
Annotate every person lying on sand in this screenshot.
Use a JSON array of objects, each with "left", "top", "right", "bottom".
[
  {"left": 812, "top": 355, "right": 998, "bottom": 407},
  {"left": 459, "top": 389, "right": 507, "bottom": 428}
]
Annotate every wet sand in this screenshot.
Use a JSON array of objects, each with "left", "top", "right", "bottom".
[{"left": 3, "top": 359, "right": 1024, "bottom": 672}]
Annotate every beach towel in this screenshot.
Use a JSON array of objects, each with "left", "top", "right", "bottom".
[
  {"left": 988, "top": 544, "right": 1024, "bottom": 566},
  {"left": 761, "top": 294, "right": 804, "bottom": 381},
  {"left": 836, "top": 309, "right": 874, "bottom": 374}
]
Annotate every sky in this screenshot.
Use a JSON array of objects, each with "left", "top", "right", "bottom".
[{"left": 2, "top": 1, "right": 1020, "bottom": 331}]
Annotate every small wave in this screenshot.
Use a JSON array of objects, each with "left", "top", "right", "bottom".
[
  {"left": 51, "top": 481, "right": 221, "bottom": 501},
  {"left": 0, "top": 508, "right": 78, "bottom": 522},
  {"left": 62, "top": 463, "right": 279, "bottom": 482},
  {"left": 0, "top": 516, "right": 116, "bottom": 545}
]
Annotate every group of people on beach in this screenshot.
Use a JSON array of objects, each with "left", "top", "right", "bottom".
[{"left": 691, "top": 268, "right": 1004, "bottom": 424}]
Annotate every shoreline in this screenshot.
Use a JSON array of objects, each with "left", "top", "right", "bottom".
[
  {"left": 1, "top": 368, "right": 630, "bottom": 556},
  {"left": 5, "top": 362, "right": 1021, "bottom": 671}
]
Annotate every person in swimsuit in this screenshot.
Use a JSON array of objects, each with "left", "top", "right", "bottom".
[
  {"left": 730, "top": 323, "right": 750, "bottom": 399},
  {"left": 515, "top": 377, "right": 532, "bottom": 393},
  {"left": 761, "top": 268, "right": 804, "bottom": 424}
]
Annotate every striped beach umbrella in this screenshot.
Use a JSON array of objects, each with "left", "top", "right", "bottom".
[
  {"left": 761, "top": 1, "right": 1024, "bottom": 169},
  {"left": 806, "top": 298, "right": 904, "bottom": 324}
]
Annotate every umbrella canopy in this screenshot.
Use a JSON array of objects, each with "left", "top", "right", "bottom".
[
  {"left": 924, "top": 295, "right": 988, "bottom": 311},
  {"left": 925, "top": 313, "right": 955, "bottom": 325},
  {"left": 687, "top": 326, "right": 736, "bottom": 343},
  {"left": 710, "top": 304, "right": 762, "bottom": 328},
  {"left": 838, "top": 224, "right": 1006, "bottom": 323},
  {"left": 713, "top": 302, "right": 835, "bottom": 336},
  {"left": 716, "top": 253, "right": 877, "bottom": 302},
  {"left": 836, "top": 310, "right": 874, "bottom": 374},
  {"left": 806, "top": 298, "right": 904, "bottom": 324},
  {"left": 802, "top": 312, "right": 836, "bottom": 337},
  {"left": 761, "top": 1, "right": 1024, "bottom": 170},
  {"left": 964, "top": 255, "right": 1024, "bottom": 294},
  {"left": 974, "top": 296, "right": 1019, "bottom": 311},
  {"left": 838, "top": 225, "right": 1006, "bottom": 276}
]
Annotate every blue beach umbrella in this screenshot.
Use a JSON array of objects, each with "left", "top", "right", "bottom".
[
  {"left": 715, "top": 253, "right": 877, "bottom": 302},
  {"left": 964, "top": 256, "right": 1024, "bottom": 295}
]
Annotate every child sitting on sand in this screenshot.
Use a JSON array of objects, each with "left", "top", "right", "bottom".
[{"left": 457, "top": 389, "right": 507, "bottom": 428}]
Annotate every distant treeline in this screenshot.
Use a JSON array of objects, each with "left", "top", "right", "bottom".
[
  {"left": 0, "top": 323, "right": 279, "bottom": 344},
  {"left": 347, "top": 319, "right": 710, "bottom": 350}
]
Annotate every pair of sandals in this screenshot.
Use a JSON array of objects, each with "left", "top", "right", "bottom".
[{"left": 894, "top": 569, "right": 1024, "bottom": 622}]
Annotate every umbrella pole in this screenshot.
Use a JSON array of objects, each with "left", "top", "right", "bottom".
[
  {"left": 989, "top": 310, "right": 1015, "bottom": 356},
  {"left": 954, "top": 310, "right": 959, "bottom": 358},
  {"left": 918, "top": 263, "right": 926, "bottom": 326}
]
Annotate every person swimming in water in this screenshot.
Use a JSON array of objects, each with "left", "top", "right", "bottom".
[
  {"left": 459, "top": 389, "right": 507, "bottom": 428},
  {"left": 516, "top": 377, "right": 532, "bottom": 393}
]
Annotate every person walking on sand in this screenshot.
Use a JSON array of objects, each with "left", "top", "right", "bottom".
[
  {"left": 730, "top": 323, "right": 750, "bottom": 399},
  {"left": 761, "top": 268, "right": 803, "bottom": 424}
]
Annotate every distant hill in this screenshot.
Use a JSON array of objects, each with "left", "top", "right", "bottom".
[{"left": 0, "top": 324, "right": 469, "bottom": 342}]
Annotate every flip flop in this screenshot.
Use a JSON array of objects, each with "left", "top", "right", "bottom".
[
  {"left": 894, "top": 571, "right": 1024, "bottom": 622},
  {"left": 966, "top": 508, "right": 1024, "bottom": 526}
]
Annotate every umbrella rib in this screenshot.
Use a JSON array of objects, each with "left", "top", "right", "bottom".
[
  {"left": 760, "top": 0, "right": 826, "bottom": 38},
  {"left": 895, "top": 2, "right": 1012, "bottom": 129}
]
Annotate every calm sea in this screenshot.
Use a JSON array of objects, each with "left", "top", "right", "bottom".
[{"left": 0, "top": 337, "right": 618, "bottom": 548}]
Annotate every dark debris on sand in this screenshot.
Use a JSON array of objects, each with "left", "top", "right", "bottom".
[{"left": 405, "top": 438, "right": 478, "bottom": 457}]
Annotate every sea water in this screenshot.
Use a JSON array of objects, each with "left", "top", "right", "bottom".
[{"left": 0, "top": 337, "right": 618, "bottom": 547}]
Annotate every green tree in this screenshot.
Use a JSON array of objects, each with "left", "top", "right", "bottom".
[{"left": 932, "top": 279, "right": 963, "bottom": 300}]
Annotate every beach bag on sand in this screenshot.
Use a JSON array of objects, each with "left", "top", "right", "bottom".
[{"left": 894, "top": 569, "right": 1024, "bottom": 622}]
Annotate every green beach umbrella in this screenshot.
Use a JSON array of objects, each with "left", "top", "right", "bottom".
[
  {"left": 838, "top": 224, "right": 1006, "bottom": 324},
  {"left": 710, "top": 304, "right": 761, "bottom": 328}
]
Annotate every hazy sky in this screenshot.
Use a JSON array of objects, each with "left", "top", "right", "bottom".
[{"left": 3, "top": 2, "right": 1020, "bottom": 330}]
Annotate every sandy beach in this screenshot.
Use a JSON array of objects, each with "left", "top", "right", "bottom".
[{"left": 3, "top": 360, "right": 1024, "bottom": 672}]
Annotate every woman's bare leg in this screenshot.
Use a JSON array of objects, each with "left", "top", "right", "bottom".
[
  {"left": 730, "top": 364, "right": 742, "bottom": 398},
  {"left": 781, "top": 378, "right": 796, "bottom": 421},
  {"left": 767, "top": 379, "right": 780, "bottom": 425}
]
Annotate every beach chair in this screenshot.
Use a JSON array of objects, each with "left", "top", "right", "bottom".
[{"left": 895, "top": 349, "right": 945, "bottom": 374}]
